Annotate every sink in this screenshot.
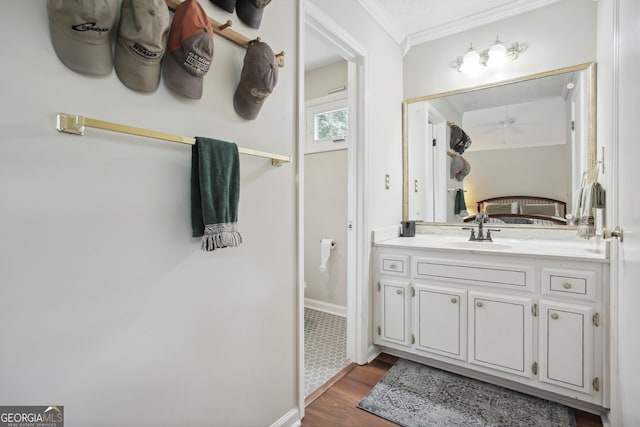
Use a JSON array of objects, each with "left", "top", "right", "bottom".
[{"left": 448, "top": 241, "right": 513, "bottom": 251}]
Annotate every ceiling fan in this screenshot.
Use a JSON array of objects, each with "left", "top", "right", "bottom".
[{"left": 478, "top": 106, "right": 526, "bottom": 135}]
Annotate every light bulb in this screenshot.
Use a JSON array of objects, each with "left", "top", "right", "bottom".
[
  {"left": 460, "top": 45, "right": 481, "bottom": 75},
  {"left": 487, "top": 38, "right": 507, "bottom": 67},
  {"left": 462, "top": 45, "right": 480, "bottom": 63}
]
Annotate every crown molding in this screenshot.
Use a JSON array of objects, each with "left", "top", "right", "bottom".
[
  {"left": 408, "top": 0, "right": 563, "bottom": 46},
  {"left": 354, "top": 0, "right": 407, "bottom": 46},
  {"left": 354, "top": 0, "right": 563, "bottom": 53}
]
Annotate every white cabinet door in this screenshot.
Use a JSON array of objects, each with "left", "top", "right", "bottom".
[
  {"left": 413, "top": 282, "right": 467, "bottom": 360},
  {"left": 376, "top": 279, "right": 412, "bottom": 347},
  {"left": 469, "top": 292, "right": 533, "bottom": 378},
  {"left": 539, "top": 300, "right": 594, "bottom": 394}
]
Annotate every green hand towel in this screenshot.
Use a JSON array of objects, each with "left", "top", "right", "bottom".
[
  {"left": 191, "top": 137, "right": 242, "bottom": 251},
  {"left": 454, "top": 189, "right": 468, "bottom": 216}
]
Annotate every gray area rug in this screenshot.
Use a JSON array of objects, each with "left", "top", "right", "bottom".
[{"left": 357, "top": 359, "right": 576, "bottom": 427}]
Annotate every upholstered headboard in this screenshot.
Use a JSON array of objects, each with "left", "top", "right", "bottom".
[{"left": 477, "top": 196, "right": 567, "bottom": 219}]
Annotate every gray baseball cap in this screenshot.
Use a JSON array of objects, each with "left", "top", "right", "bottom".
[
  {"left": 450, "top": 156, "right": 471, "bottom": 181},
  {"left": 236, "top": 0, "right": 271, "bottom": 29},
  {"left": 163, "top": 0, "right": 215, "bottom": 99},
  {"left": 47, "top": 0, "right": 119, "bottom": 75},
  {"left": 115, "top": 0, "right": 171, "bottom": 92},
  {"left": 210, "top": 0, "right": 236, "bottom": 13},
  {"left": 234, "top": 41, "right": 278, "bottom": 120}
]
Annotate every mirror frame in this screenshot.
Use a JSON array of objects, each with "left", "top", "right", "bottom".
[{"left": 402, "top": 62, "right": 597, "bottom": 228}]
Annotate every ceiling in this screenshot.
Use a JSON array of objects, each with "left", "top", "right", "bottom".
[{"left": 304, "top": 0, "right": 563, "bottom": 71}]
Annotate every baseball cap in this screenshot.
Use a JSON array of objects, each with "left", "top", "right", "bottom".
[
  {"left": 114, "top": 0, "right": 171, "bottom": 92},
  {"left": 450, "top": 156, "right": 471, "bottom": 182},
  {"left": 47, "top": 0, "right": 119, "bottom": 75},
  {"left": 163, "top": 0, "right": 214, "bottom": 99},
  {"left": 210, "top": 0, "right": 236, "bottom": 13},
  {"left": 236, "top": 0, "right": 271, "bottom": 29},
  {"left": 234, "top": 41, "right": 278, "bottom": 120},
  {"left": 449, "top": 124, "right": 472, "bottom": 154}
]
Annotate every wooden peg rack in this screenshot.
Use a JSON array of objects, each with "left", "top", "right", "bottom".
[{"left": 164, "top": 0, "right": 285, "bottom": 67}]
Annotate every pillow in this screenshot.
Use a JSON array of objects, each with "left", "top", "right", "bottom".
[
  {"left": 484, "top": 203, "right": 512, "bottom": 214},
  {"left": 521, "top": 203, "right": 559, "bottom": 216}
]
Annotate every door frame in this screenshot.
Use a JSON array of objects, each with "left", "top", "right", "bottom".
[{"left": 297, "top": 0, "right": 370, "bottom": 418}]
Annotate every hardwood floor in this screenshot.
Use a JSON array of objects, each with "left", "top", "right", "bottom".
[{"left": 302, "top": 353, "right": 603, "bottom": 427}]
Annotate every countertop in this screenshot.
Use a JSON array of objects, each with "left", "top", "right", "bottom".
[{"left": 374, "top": 229, "right": 610, "bottom": 262}]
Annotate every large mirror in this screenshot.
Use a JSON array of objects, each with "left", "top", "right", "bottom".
[{"left": 403, "top": 62, "right": 596, "bottom": 228}]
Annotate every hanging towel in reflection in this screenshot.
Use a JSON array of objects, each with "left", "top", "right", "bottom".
[
  {"left": 450, "top": 155, "right": 470, "bottom": 182},
  {"left": 454, "top": 189, "right": 468, "bottom": 216},
  {"left": 191, "top": 137, "right": 243, "bottom": 251},
  {"left": 576, "top": 181, "right": 606, "bottom": 239}
]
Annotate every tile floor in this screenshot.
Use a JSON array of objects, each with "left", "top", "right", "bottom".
[{"left": 304, "top": 308, "right": 351, "bottom": 397}]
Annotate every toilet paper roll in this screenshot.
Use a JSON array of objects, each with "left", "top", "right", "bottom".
[{"left": 319, "top": 238, "right": 335, "bottom": 272}]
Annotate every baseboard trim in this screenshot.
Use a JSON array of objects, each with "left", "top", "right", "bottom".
[
  {"left": 367, "top": 345, "right": 381, "bottom": 363},
  {"left": 270, "top": 408, "right": 301, "bottom": 427},
  {"left": 304, "top": 298, "right": 347, "bottom": 317}
]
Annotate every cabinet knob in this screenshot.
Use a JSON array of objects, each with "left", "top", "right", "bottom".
[
  {"left": 476, "top": 301, "right": 483, "bottom": 308},
  {"left": 563, "top": 282, "right": 572, "bottom": 289},
  {"left": 451, "top": 298, "right": 457, "bottom": 304},
  {"left": 550, "top": 313, "right": 559, "bottom": 320},
  {"left": 389, "top": 264, "right": 397, "bottom": 269},
  {"left": 396, "top": 289, "right": 403, "bottom": 295}
]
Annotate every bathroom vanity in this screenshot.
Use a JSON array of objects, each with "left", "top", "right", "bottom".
[{"left": 373, "top": 228, "right": 610, "bottom": 411}]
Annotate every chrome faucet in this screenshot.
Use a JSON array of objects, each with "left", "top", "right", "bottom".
[
  {"left": 462, "top": 213, "right": 499, "bottom": 242},
  {"left": 476, "top": 213, "right": 488, "bottom": 240}
]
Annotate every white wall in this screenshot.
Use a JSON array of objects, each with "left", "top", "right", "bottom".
[
  {"left": 0, "top": 2, "right": 298, "bottom": 426},
  {"left": 404, "top": 0, "right": 597, "bottom": 99},
  {"left": 304, "top": 62, "right": 349, "bottom": 309},
  {"left": 304, "top": 150, "right": 348, "bottom": 308},
  {"left": 308, "top": 0, "right": 404, "bottom": 231},
  {"left": 305, "top": 61, "right": 348, "bottom": 100},
  {"left": 464, "top": 144, "right": 568, "bottom": 211}
]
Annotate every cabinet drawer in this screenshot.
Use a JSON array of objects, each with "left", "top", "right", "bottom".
[
  {"left": 415, "top": 258, "right": 531, "bottom": 290},
  {"left": 542, "top": 268, "right": 596, "bottom": 300},
  {"left": 379, "top": 254, "right": 409, "bottom": 276}
]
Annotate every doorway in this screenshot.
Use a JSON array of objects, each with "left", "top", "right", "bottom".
[
  {"left": 302, "top": 23, "right": 351, "bottom": 401},
  {"left": 298, "top": 0, "right": 369, "bottom": 414}
]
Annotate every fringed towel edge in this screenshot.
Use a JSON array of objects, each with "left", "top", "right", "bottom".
[
  {"left": 202, "top": 223, "right": 243, "bottom": 251},
  {"left": 577, "top": 215, "right": 596, "bottom": 239}
]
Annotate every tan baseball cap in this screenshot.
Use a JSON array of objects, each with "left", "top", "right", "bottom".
[
  {"left": 47, "top": 0, "right": 119, "bottom": 76},
  {"left": 163, "top": 0, "right": 214, "bottom": 99},
  {"left": 114, "top": 0, "right": 171, "bottom": 93},
  {"left": 234, "top": 41, "right": 278, "bottom": 120}
]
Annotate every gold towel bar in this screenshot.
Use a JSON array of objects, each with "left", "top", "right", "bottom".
[{"left": 56, "top": 113, "right": 290, "bottom": 166}]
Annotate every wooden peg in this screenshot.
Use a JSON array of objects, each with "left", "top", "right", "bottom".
[
  {"left": 275, "top": 51, "right": 285, "bottom": 68},
  {"left": 220, "top": 20, "right": 232, "bottom": 30}
]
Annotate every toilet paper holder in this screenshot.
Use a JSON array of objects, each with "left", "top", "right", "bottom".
[
  {"left": 319, "top": 238, "right": 336, "bottom": 273},
  {"left": 321, "top": 239, "right": 337, "bottom": 248}
]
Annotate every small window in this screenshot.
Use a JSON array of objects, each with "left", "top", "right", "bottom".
[{"left": 306, "top": 93, "right": 349, "bottom": 153}]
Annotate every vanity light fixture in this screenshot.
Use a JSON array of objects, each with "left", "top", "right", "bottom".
[
  {"left": 458, "top": 44, "right": 482, "bottom": 75},
  {"left": 452, "top": 37, "right": 527, "bottom": 74}
]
